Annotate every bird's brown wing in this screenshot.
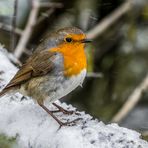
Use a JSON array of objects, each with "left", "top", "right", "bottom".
[{"left": 1, "top": 50, "right": 56, "bottom": 95}]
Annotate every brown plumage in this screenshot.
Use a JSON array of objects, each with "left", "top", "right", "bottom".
[{"left": 0, "top": 50, "right": 56, "bottom": 96}]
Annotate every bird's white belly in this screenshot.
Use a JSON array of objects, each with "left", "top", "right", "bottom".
[{"left": 45, "top": 69, "right": 86, "bottom": 104}]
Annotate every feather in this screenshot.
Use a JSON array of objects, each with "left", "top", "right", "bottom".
[{"left": 0, "top": 50, "right": 56, "bottom": 96}]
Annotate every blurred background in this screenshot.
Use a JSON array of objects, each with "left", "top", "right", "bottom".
[{"left": 0, "top": 0, "right": 148, "bottom": 142}]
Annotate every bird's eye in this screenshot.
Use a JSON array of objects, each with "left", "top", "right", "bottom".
[{"left": 65, "top": 37, "right": 72, "bottom": 43}]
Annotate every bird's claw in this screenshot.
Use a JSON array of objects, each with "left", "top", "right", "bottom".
[{"left": 58, "top": 118, "right": 82, "bottom": 129}]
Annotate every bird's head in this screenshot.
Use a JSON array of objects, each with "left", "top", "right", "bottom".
[
  {"left": 45, "top": 27, "right": 92, "bottom": 76},
  {"left": 45, "top": 27, "right": 91, "bottom": 52}
]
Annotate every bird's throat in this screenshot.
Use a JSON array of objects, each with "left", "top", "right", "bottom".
[{"left": 50, "top": 44, "right": 87, "bottom": 77}]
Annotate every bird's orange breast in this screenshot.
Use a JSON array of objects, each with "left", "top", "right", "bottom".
[{"left": 50, "top": 42, "right": 87, "bottom": 77}]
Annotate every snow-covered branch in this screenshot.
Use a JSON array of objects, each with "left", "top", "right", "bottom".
[{"left": 0, "top": 47, "right": 147, "bottom": 148}]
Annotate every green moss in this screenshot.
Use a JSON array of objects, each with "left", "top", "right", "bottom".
[{"left": 0, "top": 134, "right": 18, "bottom": 148}]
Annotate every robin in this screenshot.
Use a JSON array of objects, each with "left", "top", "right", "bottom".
[{"left": 0, "top": 27, "right": 91, "bottom": 126}]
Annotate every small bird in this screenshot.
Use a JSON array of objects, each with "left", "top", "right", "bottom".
[{"left": 0, "top": 27, "right": 91, "bottom": 126}]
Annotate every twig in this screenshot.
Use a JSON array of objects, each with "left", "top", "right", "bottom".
[
  {"left": 0, "top": 22, "right": 22, "bottom": 35},
  {"left": 112, "top": 73, "right": 148, "bottom": 123},
  {"left": 86, "top": 72, "right": 103, "bottom": 78},
  {"left": 14, "top": 0, "right": 40, "bottom": 58},
  {"left": 37, "top": 2, "right": 63, "bottom": 25},
  {"left": 23, "top": 48, "right": 33, "bottom": 56},
  {"left": 86, "top": 0, "right": 132, "bottom": 39},
  {"left": 39, "top": 2, "right": 63, "bottom": 8},
  {"left": 36, "top": 9, "right": 55, "bottom": 25},
  {"left": 11, "top": 0, "right": 18, "bottom": 51}
]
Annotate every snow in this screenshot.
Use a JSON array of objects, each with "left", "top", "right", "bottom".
[{"left": 0, "top": 47, "right": 148, "bottom": 148}]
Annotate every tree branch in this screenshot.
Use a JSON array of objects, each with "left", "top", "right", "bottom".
[
  {"left": 11, "top": 0, "right": 18, "bottom": 51},
  {"left": 0, "top": 22, "right": 22, "bottom": 35},
  {"left": 86, "top": 0, "right": 132, "bottom": 39},
  {"left": 112, "top": 73, "right": 148, "bottom": 123},
  {"left": 14, "top": 0, "right": 40, "bottom": 58}
]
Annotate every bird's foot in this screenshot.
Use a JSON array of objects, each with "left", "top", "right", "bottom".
[
  {"left": 52, "top": 103, "right": 80, "bottom": 115},
  {"left": 58, "top": 118, "right": 82, "bottom": 129}
]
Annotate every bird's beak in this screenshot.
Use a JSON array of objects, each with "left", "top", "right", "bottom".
[{"left": 81, "top": 39, "right": 92, "bottom": 43}]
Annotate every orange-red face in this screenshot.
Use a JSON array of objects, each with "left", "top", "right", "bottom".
[{"left": 58, "top": 34, "right": 87, "bottom": 54}]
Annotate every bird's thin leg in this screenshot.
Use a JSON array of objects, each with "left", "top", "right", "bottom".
[
  {"left": 38, "top": 103, "right": 81, "bottom": 127},
  {"left": 52, "top": 103, "right": 75, "bottom": 115}
]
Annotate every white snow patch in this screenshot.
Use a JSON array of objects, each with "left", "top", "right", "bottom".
[{"left": 0, "top": 48, "right": 148, "bottom": 148}]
